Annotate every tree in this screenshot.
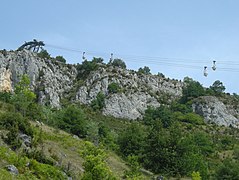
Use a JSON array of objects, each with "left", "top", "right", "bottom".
[
  {"left": 56, "top": 105, "right": 87, "bottom": 137},
  {"left": 143, "top": 121, "right": 209, "bottom": 178},
  {"left": 143, "top": 106, "right": 173, "bottom": 128},
  {"left": 92, "top": 57, "right": 104, "bottom": 64},
  {"left": 55, "top": 56, "right": 66, "bottom": 63},
  {"left": 138, "top": 66, "right": 151, "bottom": 75},
  {"left": 210, "top": 80, "right": 226, "bottom": 95},
  {"left": 37, "top": 49, "right": 51, "bottom": 59},
  {"left": 118, "top": 123, "right": 147, "bottom": 157},
  {"left": 110, "top": 59, "right": 126, "bottom": 69},
  {"left": 11, "top": 74, "right": 36, "bottom": 116},
  {"left": 77, "top": 60, "right": 99, "bottom": 79},
  {"left": 81, "top": 142, "right": 116, "bottom": 180},
  {"left": 181, "top": 77, "right": 205, "bottom": 103}
]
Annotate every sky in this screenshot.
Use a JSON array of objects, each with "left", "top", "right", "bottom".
[{"left": 1, "top": 0, "right": 239, "bottom": 93}]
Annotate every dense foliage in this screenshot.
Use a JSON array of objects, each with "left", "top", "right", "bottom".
[
  {"left": 55, "top": 55, "right": 66, "bottom": 63},
  {"left": 110, "top": 59, "right": 126, "bottom": 69},
  {"left": 37, "top": 49, "right": 51, "bottom": 59},
  {"left": 138, "top": 66, "right": 151, "bottom": 75}
]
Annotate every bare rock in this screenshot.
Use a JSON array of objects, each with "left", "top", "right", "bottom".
[{"left": 192, "top": 96, "right": 239, "bottom": 128}]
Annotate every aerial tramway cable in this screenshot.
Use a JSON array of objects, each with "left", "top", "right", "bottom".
[{"left": 45, "top": 43, "right": 239, "bottom": 74}]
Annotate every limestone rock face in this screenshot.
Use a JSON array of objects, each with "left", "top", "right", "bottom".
[
  {"left": 2, "top": 50, "right": 239, "bottom": 125},
  {"left": 0, "top": 68, "right": 12, "bottom": 92},
  {"left": 75, "top": 66, "right": 184, "bottom": 119},
  {"left": 0, "top": 50, "right": 77, "bottom": 107},
  {"left": 192, "top": 96, "right": 239, "bottom": 128}
]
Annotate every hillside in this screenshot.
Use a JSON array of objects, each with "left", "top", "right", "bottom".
[
  {"left": 1, "top": 49, "right": 239, "bottom": 126},
  {"left": 1, "top": 48, "right": 239, "bottom": 179},
  {"left": 0, "top": 100, "right": 150, "bottom": 179}
]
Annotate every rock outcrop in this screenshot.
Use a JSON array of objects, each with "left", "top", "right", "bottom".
[
  {"left": 0, "top": 50, "right": 184, "bottom": 119},
  {"left": 0, "top": 68, "right": 12, "bottom": 92},
  {"left": 192, "top": 96, "right": 239, "bottom": 128},
  {"left": 0, "top": 50, "right": 77, "bottom": 107},
  {"left": 75, "top": 66, "right": 184, "bottom": 119},
  {"left": 2, "top": 49, "right": 239, "bottom": 125}
]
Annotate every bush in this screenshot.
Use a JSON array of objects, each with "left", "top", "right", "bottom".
[
  {"left": 176, "top": 112, "right": 205, "bottom": 125},
  {"left": 0, "top": 112, "right": 33, "bottom": 136},
  {"left": 0, "top": 91, "right": 12, "bottom": 103},
  {"left": 110, "top": 59, "right": 126, "bottom": 69},
  {"left": 91, "top": 92, "right": 105, "bottom": 111},
  {"left": 92, "top": 57, "right": 104, "bottom": 63},
  {"left": 143, "top": 106, "right": 173, "bottom": 128},
  {"left": 77, "top": 60, "right": 99, "bottom": 79},
  {"left": 138, "top": 66, "right": 151, "bottom": 75},
  {"left": 215, "top": 159, "right": 239, "bottom": 179},
  {"left": 108, "top": 82, "right": 120, "bottom": 94},
  {"left": 81, "top": 141, "right": 117, "bottom": 180},
  {"left": 55, "top": 56, "right": 66, "bottom": 63},
  {"left": 181, "top": 77, "right": 205, "bottom": 103},
  {"left": 37, "top": 50, "right": 51, "bottom": 59},
  {"left": 55, "top": 105, "right": 87, "bottom": 137},
  {"left": 210, "top": 80, "right": 226, "bottom": 96},
  {"left": 118, "top": 123, "right": 147, "bottom": 157}
]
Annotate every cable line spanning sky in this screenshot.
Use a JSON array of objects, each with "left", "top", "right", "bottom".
[
  {"left": 45, "top": 43, "right": 239, "bottom": 73},
  {"left": 1, "top": 1, "right": 239, "bottom": 93}
]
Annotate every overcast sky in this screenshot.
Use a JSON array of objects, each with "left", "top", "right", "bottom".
[{"left": 1, "top": 0, "right": 239, "bottom": 93}]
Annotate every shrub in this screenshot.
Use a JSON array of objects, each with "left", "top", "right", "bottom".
[
  {"left": 138, "top": 66, "right": 151, "bottom": 75},
  {"left": 0, "top": 91, "right": 12, "bottom": 103},
  {"left": 91, "top": 92, "right": 105, "bottom": 111},
  {"left": 108, "top": 82, "right": 120, "bottom": 94},
  {"left": 55, "top": 105, "right": 87, "bottom": 137},
  {"left": 37, "top": 50, "right": 51, "bottom": 59},
  {"left": 215, "top": 159, "right": 239, "bottom": 179},
  {"left": 110, "top": 59, "right": 126, "bottom": 69},
  {"left": 176, "top": 112, "right": 205, "bottom": 125},
  {"left": 181, "top": 77, "right": 205, "bottom": 103},
  {"left": 92, "top": 57, "right": 104, "bottom": 63},
  {"left": 77, "top": 60, "right": 99, "bottom": 79},
  {"left": 210, "top": 80, "right": 226, "bottom": 96},
  {"left": 55, "top": 56, "right": 66, "bottom": 63},
  {"left": 81, "top": 141, "right": 117, "bottom": 180}
]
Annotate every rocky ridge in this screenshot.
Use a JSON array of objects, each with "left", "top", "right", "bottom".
[
  {"left": 193, "top": 96, "right": 239, "bottom": 128},
  {"left": 76, "top": 66, "right": 183, "bottom": 119},
  {"left": 0, "top": 50, "right": 77, "bottom": 107},
  {"left": 1, "top": 50, "right": 239, "bottom": 126}
]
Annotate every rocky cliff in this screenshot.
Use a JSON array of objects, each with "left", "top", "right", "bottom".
[
  {"left": 192, "top": 96, "right": 239, "bottom": 128},
  {"left": 0, "top": 50, "right": 77, "bottom": 107},
  {"left": 1, "top": 49, "right": 239, "bottom": 126},
  {"left": 0, "top": 50, "right": 184, "bottom": 119},
  {"left": 75, "top": 66, "right": 183, "bottom": 119}
]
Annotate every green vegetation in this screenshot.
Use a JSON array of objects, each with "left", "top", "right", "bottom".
[
  {"left": 76, "top": 58, "right": 103, "bottom": 79},
  {"left": 80, "top": 141, "right": 117, "bottom": 180},
  {"left": 210, "top": 80, "right": 226, "bottom": 96},
  {"left": 181, "top": 77, "right": 205, "bottom": 103},
  {"left": 108, "top": 82, "right": 121, "bottom": 94},
  {"left": 110, "top": 59, "right": 126, "bottom": 69},
  {"left": 54, "top": 105, "right": 87, "bottom": 137},
  {"left": 90, "top": 92, "right": 106, "bottom": 111},
  {"left": 11, "top": 74, "right": 36, "bottom": 116},
  {"left": 138, "top": 66, "right": 151, "bottom": 75},
  {"left": 0, "top": 72, "right": 238, "bottom": 179},
  {"left": 55, "top": 56, "right": 66, "bottom": 63},
  {"left": 37, "top": 49, "right": 51, "bottom": 59}
]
